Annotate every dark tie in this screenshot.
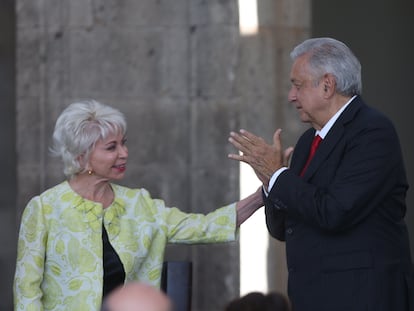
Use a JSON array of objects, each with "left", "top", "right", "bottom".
[{"left": 300, "top": 135, "right": 322, "bottom": 176}]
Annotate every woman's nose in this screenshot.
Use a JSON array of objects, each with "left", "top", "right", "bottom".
[{"left": 119, "top": 145, "right": 128, "bottom": 158}]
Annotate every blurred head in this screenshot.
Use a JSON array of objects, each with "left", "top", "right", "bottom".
[
  {"left": 50, "top": 100, "right": 127, "bottom": 178},
  {"left": 224, "top": 291, "right": 290, "bottom": 311},
  {"left": 225, "top": 292, "right": 266, "bottom": 311},
  {"left": 264, "top": 292, "right": 291, "bottom": 311},
  {"left": 102, "top": 282, "right": 172, "bottom": 311},
  {"left": 288, "top": 38, "right": 361, "bottom": 129}
]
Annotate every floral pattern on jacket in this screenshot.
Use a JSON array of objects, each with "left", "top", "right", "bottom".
[{"left": 14, "top": 181, "right": 237, "bottom": 311}]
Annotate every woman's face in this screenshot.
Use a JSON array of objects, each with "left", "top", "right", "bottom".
[{"left": 87, "top": 131, "right": 128, "bottom": 181}]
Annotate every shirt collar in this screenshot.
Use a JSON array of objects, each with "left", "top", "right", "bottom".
[{"left": 316, "top": 95, "right": 357, "bottom": 139}]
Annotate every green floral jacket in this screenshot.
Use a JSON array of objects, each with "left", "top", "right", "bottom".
[{"left": 14, "top": 181, "right": 237, "bottom": 311}]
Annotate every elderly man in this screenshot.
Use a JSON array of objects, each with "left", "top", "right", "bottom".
[{"left": 228, "top": 37, "right": 414, "bottom": 311}]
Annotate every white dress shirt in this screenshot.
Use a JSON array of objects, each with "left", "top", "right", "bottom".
[{"left": 265, "top": 95, "right": 357, "bottom": 194}]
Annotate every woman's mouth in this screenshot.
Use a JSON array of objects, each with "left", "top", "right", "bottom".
[{"left": 113, "top": 164, "right": 126, "bottom": 172}]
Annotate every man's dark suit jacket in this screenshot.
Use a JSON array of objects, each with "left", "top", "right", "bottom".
[{"left": 265, "top": 96, "right": 414, "bottom": 311}]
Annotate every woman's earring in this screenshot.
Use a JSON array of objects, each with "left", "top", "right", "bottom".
[{"left": 88, "top": 169, "right": 93, "bottom": 176}]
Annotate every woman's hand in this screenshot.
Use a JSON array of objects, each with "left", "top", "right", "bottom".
[{"left": 236, "top": 186, "right": 264, "bottom": 226}]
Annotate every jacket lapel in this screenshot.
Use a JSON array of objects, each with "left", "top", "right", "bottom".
[
  {"left": 291, "top": 128, "right": 315, "bottom": 176},
  {"left": 299, "top": 96, "right": 364, "bottom": 179}
]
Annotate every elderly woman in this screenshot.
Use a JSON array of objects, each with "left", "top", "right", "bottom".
[{"left": 13, "top": 100, "right": 263, "bottom": 311}]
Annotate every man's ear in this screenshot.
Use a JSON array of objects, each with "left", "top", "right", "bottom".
[{"left": 322, "top": 73, "right": 336, "bottom": 97}]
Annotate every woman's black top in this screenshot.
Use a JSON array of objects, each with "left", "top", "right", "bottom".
[{"left": 102, "top": 225, "right": 125, "bottom": 297}]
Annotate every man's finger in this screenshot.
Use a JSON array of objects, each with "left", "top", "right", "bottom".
[
  {"left": 239, "top": 129, "right": 262, "bottom": 145},
  {"left": 228, "top": 153, "right": 248, "bottom": 164},
  {"left": 272, "top": 128, "right": 283, "bottom": 150},
  {"left": 228, "top": 153, "right": 242, "bottom": 161},
  {"left": 228, "top": 136, "right": 249, "bottom": 154},
  {"left": 283, "top": 146, "right": 295, "bottom": 166},
  {"left": 229, "top": 131, "right": 256, "bottom": 153}
]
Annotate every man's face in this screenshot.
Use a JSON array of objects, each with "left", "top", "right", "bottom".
[{"left": 288, "top": 54, "right": 327, "bottom": 130}]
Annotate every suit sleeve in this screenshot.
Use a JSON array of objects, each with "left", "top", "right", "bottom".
[
  {"left": 267, "top": 115, "right": 407, "bottom": 232},
  {"left": 264, "top": 189, "right": 286, "bottom": 241}
]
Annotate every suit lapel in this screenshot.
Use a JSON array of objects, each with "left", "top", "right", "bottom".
[
  {"left": 299, "top": 96, "right": 364, "bottom": 179},
  {"left": 302, "top": 126, "right": 343, "bottom": 179},
  {"left": 291, "top": 128, "right": 315, "bottom": 176}
]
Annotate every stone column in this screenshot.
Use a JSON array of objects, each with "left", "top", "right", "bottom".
[{"left": 236, "top": 0, "right": 311, "bottom": 295}]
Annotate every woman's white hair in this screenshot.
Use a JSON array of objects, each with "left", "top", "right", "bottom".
[{"left": 50, "top": 99, "right": 127, "bottom": 178}]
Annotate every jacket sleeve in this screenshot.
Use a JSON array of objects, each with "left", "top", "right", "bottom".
[
  {"left": 13, "top": 197, "right": 46, "bottom": 311},
  {"left": 264, "top": 189, "right": 286, "bottom": 241},
  {"left": 164, "top": 203, "right": 238, "bottom": 243},
  {"left": 135, "top": 188, "right": 237, "bottom": 244},
  {"left": 268, "top": 115, "right": 407, "bottom": 232}
]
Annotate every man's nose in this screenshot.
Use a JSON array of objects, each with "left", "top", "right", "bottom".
[{"left": 288, "top": 87, "right": 297, "bottom": 102}]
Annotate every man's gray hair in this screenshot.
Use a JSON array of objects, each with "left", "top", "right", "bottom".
[{"left": 290, "top": 37, "right": 362, "bottom": 96}]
